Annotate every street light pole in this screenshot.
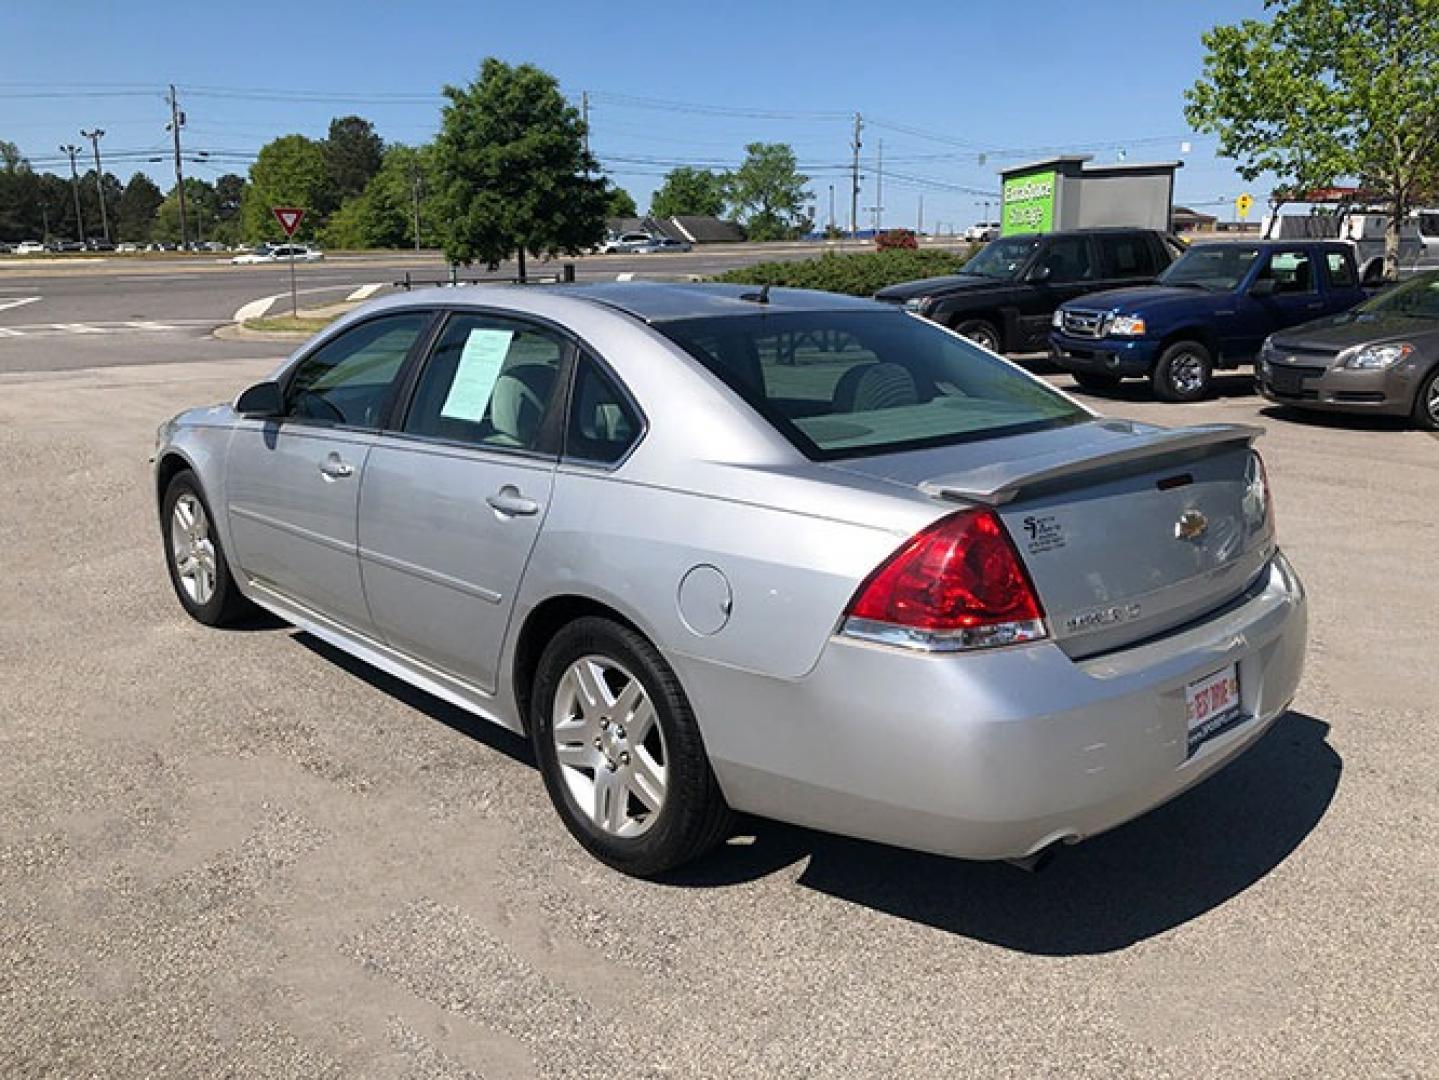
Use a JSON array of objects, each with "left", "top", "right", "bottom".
[
  {"left": 80, "top": 128, "right": 109, "bottom": 243},
  {"left": 59, "top": 144, "right": 84, "bottom": 243}
]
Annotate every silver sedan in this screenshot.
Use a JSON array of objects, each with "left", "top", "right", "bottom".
[{"left": 154, "top": 283, "right": 1307, "bottom": 876}]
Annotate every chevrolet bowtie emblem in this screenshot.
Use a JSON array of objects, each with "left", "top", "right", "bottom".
[{"left": 1175, "top": 509, "right": 1209, "bottom": 542}]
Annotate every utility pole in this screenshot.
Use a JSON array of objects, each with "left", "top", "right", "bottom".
[
  {"left": 917, "top": 193, "right": 924, "bottom": 236},
  {"left": 166, "top": 84, "right": 189, "bottom": 249},
  {"left": 828, "top": 183, "right": 835, "bottom": 234},
  {"left": 850, "top": 112, "right": 863, "bottom": 241},
  {"left": 80, "top": 128, "right": 110, "bottom": 243},
  {"left": 581, "top": 90, "right": 591, "bottom": 172},
  {"left": 874, "top": 138, "right": 883, "bottom": 234},
  {"left": 411, "top": 164, "right": 423, "bottom": 252},
  {"left": 59, "top": 144, "right": 84, "bottom": 242}
]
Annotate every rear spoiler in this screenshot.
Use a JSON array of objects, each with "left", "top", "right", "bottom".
[{"left": 920, "top": 421, "right": 1263, "bottom": 506}]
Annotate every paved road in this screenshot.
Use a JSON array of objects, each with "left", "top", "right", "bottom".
[
  {"left": 0, "top": 244, "right": 875, "bottom": 374},
  {"left": 1, "top": 329, "right": 1434, "bottom": 1077}
]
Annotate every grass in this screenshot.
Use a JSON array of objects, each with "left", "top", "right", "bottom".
[{"left": 242, "top": 314, "right": 338, "bottom": 334}]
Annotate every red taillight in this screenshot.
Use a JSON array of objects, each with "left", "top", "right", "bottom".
[{"left": 843, "top": 509, "right": 1047, "bottom": 651}]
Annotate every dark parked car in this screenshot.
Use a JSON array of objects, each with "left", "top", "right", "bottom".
[
  {"left": 875, "top": 228, "right": 1182, "bottom": 353},
  {"left": 1050, "top": 241, "right": 1367, "bottom": 401},
  {"left": 1258, "top": 268, "right": 1439, "bottom": 429}
]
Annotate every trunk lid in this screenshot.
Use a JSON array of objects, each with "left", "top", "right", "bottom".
[{"left": 832, "top": 419, "right": 1274, "bottom": 657}]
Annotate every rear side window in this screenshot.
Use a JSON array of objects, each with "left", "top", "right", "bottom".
[
  {"left": 659, "top": 310, "right": 1085, "bottom": 460},
  {"left": 565, "top": 356, "right": 642, "bottom": 465},
  {"left": 284, "top": 313, "right": 429, "bottom": 428},
  {"left": 403, "top": 315, "right": 566, "bottom": 452},
  {"left": 1098, "top": 234, "right": 1157, "bottom": 277},
  {"left": 1325, "top": 251, "right": 1356, "bottom": 288}
]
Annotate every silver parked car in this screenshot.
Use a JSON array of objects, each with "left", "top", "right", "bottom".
[{"left": 154, "top": 283, "right": 1307, "bottom": 876}]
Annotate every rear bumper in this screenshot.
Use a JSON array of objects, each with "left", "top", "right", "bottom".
[
  {"left": 1257, "top": 358, "right": 1418, "bottom": 416},
  {"left": 1049, "top": 332, "right": 1161, "bottom": 375},
  {"left": 681, "top": 552, "right": 1307, "bottom": 861}
]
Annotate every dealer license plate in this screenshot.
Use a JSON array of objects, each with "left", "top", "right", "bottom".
[{"left": 1185, "top": 664, "right": 1244, "bottom": 756}]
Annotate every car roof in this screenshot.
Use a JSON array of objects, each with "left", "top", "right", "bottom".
[
  {"left": 544, "top": 281, "right": 885, "bottom": 323},
  {"left": 1185, "top": 239, "right": 1353, "bottom": 251}
]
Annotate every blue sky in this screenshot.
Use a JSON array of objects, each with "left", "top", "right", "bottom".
[{"left": 1, "top": 0, "right": 1274, "bottom": 228}]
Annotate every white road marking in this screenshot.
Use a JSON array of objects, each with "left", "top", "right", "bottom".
[
  {"left": 123, "top": 321, "right": 179, "bottom": 331},
  {"left": 0, "top": 327, "right": 24, "bottom": 337},
  {"left": 0, "top": 296, "right": 41, "bottom": 313},
  {"left": 346, "top": 282, "right": 385, "bottom": 302},
  {"left": 233, "top": 295, "right": 280, "bottom": 322},
  {"left": 50, "top": 323, "right": 109, "bottom": 335}
]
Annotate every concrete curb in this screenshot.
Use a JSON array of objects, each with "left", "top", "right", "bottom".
[{"left": 212, "top": 300, "right": 359, "bottom": 343}]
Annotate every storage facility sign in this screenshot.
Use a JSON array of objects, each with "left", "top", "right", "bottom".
[{"left": 1001, "top": 171, "right": 1056, "bottom": 235}]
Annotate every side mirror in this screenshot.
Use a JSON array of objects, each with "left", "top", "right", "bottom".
[
  {"left": 1249, "top": 277, "right": 1277, "bottom": 298},
  {"left": 235, "top": 380, "right": 284, "bottom": 417},
  {"left": 1028, "top": 264, "right": 1052, "bottom": 284}
]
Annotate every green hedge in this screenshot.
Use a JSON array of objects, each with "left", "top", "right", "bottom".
[{"left": 715, "top": 246, "right": 974, "bottom": 297}]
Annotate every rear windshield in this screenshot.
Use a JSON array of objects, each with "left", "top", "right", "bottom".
[{"left": 656, "top": 309, "right": 1086, "bottom": 460}]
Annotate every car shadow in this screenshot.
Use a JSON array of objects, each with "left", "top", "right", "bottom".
[
  {"left": 1257, "top": 405, "right": 1415, "bottom": 433},
  {"left": 1048, "top": 372, "right": 1260, "bottom": 405},
  {"left": 292, "top": 632, "right": 536, "bottom": 768},
  {"left": 665, "top": 711, "right": 1340, "bottom": 956},
  {"left": 283, "top": 630, "right": 1338, "bottom": 956}
]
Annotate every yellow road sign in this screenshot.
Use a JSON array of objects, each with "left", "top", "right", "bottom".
[{"left": 1236, "top": 193, "right": 1254, "bottom": 219}]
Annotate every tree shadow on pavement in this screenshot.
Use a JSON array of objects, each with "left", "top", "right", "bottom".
[{"left": 666, "top": 711, "right": 1340, "bottom": 956}]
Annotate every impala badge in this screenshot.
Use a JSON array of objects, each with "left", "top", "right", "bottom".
[{"left": 1175, "top": 509, "right": 1209, "bottom": 542}]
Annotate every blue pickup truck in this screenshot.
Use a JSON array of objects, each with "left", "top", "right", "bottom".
[{"left": 1049, "top": 240, "right": 1367, "bottom": 401}]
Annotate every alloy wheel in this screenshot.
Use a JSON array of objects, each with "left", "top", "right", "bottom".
[
  {"left": 1169, "top": 351, "right": 1206, "bottom": 395},
  {"left": 551, "top": 656, "right": 668, "bottom": 837},
  {"left": 1427, "top": 378, "right": 1439, "bottom": 425},
  {"left": 170, "top": 492, "right": 218, "bottom": 606}
]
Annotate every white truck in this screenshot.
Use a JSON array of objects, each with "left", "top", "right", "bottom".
[{"left": 1261, "top": 208, "right": 1437, "bottom": 282}]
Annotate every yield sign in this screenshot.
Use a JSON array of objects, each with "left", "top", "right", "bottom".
[{"left": 272, "top": 206, "right": 305, "bottom": 237}]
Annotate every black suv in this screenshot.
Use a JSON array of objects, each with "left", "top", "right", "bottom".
[{"left": 875, "top": 228, "right": 1183, "bottom": 353}]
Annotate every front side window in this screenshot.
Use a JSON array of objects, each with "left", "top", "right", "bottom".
[
  {"left": 1098, "top": 234, "right": 1156, "bottom": 277},
  {"left": 658, "top": 310, "right": 1085, "bottom": 460},
  {"left": 403, "top": 315, "right": 565, "bottom": 452},
  {"left": 284, "top": 313, "right": 429, "bottom": 428},
  {"left": 1036, "top": 235, "right": 1095, "bottom": 283},
  {"left": 1259, "top": 250, "right": 1316, "bottom": 294},
  {"left": 962, "top": 236, "right": 1040, "bottom": 280}
]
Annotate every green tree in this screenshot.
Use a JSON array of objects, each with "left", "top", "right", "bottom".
[
  {"left": 0, "top": 141, "right": 39, "bottom": 241},
  {"left": 649, "top": 166, "right": 728, "bottom": 219},
  {"left": 155, "top": 178, "right": 217, "bottom": 244},
  {"left": 605, "top": 184, "right": 638, "bottom": 219},
  {"left": 325, "top": 115, "right": 383, "bottom": 202},
  {"left": 213, "top": 173, "right": 247, "bottom": 243},
  {"left": 241, "top": 134, "right": 329, "bottom": 242},
  {"left": 1186, "top": 0, "right": 1439, "bottom": 280},
  {"left": 432, "top": 58, "right": 607, "bottom": 276},
  {"left": 322, "top": 144, "right": 439, "bottom": 250},
  {"left": 115, "top": 172, "right": 163, "bottom": 242},
  {"left": 727, "top": 143, "right": 810, "bottom": 241}
]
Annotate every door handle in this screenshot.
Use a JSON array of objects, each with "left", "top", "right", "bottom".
[
  {"left": 486, "top": 486, "right": 540, "bottom": 517},
  {"left": 318, "top": 453, "right": 354, "bottom": 480}
]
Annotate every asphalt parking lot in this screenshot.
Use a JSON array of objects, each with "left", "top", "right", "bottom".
[{"left": 1, "top": 297, "right": 1436, "bottom": 1077}]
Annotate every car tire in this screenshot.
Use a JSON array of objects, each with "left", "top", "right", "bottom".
[
  {"left": 530, "top": 616, "right": 733, "bottom": 877},
  {"left": 161, "top": 469, "right": 256, "bottom": 627},
  {"left": 955, "top": 318, "right": 1001, "bottom": 352},
  {"left": 1413, "top": 367, "right": 1439, "bottom": 431},
  {"left": 1073, "top": 371, "right": 1123, "bottom": 392},
  {"left": 1152, "top": 340, "right": 1213, "bottom": 402}
]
